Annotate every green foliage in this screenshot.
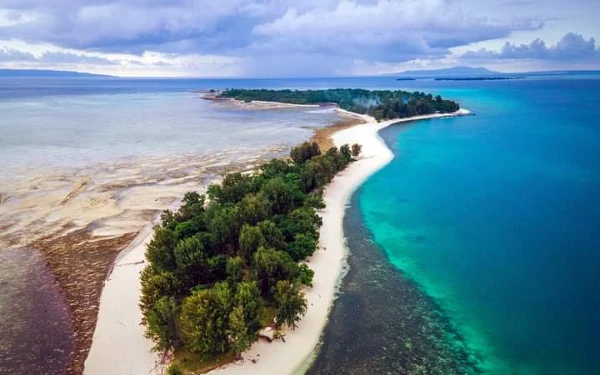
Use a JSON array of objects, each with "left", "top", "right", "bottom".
[
  {"left": 220, "top": 89, "right": 460, "bottom": 121},
  {"left": 290, "top": 141, "right": 321, "bottom": 164},
  {"left": 274, "top": 280, "right": 307, "bottom": 329},
  {"left": 166, "top": 363, "right": 183, "bottom": 375},
  {"left": 257, "top": 220, "right": 286, "bottom": 250},
  {"left": 239, "top": 224, "right": 265, "bottom": 263},
  {"left": 298, "top": 264, "right": 314, "bottom": 287},
  {"left": 253, "top": 247, "right": 297, "bottom": 299},
  {"left": 143, "top": 296, "right": 180, "bottom": 351},
  {"left": 239, "top": 193, "right": 270, "bottom": 225},
  {"left": 260, "top": 177, "right": 303, "bottom": 215},
  {"left": 286, "top": 232, "right": 318, "bottom": 261},
  {"left": 141, "top": 141, "right": 360, "bottom": 361},
  {"left": 351, "top": 143, "right": 362, "bottom": 157},
  {"left": 146, "top": 226, "right": 178, "bottom": 272},
  {"left": 226, "top": 256, "right": 243, "bottom": 285}
]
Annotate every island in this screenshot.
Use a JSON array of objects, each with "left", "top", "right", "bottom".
[
  {"left": 215, "top": 88, "right": 460, "bottom": 121},
  {"left": 135, "top": 89, "right": 466, "bottom": 375}
]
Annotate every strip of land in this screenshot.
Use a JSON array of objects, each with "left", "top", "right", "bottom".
[
  {"left": 206, "top": 107, "right": 471, "bottom": 375},
  {"left": 82, "top": 95, "right": 468, "bottom": 375}
]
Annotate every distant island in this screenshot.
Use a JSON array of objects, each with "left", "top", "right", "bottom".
[
  {"left": 388, "top": 66, "right": 600, "bottom": 80},
  {"left": 0, "top": 69, "right": 111, "bottom": 78},
  {"left": 215, "top": 89, "right": 460, "bottom": 122},
  {"left": 433, "top": 76, "right": 521, "bottom": 81},
  {"left": 388, "top": 66, "right": 501, "bottom": 79}
]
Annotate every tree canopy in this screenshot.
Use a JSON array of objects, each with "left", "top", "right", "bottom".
[
  {"left": 219, "top": 89, "right": 460, "bottom": 121},
  {"left": 141, "top": 141, "right": 361, "bottom": 362}
]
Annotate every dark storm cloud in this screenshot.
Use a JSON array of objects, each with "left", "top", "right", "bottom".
[{"left": 462, "top": 33, "right": 599, "bottom": 61}]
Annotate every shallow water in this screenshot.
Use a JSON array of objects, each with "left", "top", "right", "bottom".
[
  {"left": 0, "top": 81, "right": 342, "bottom": 374},
  {"left": 0, "top": 248, "right": 74, "bottom": 375}
]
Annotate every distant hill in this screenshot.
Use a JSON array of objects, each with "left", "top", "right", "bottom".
[
  {"left": 387, "top": 67, "right": 600, "bottom": 79},
  {"left": 388, "top": 66, "right": 502, "bottom": 78},
  {"left": 0, "top": 69, "right": 111, "bottom": 78}
]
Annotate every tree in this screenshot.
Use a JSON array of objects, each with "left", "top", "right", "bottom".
[
  {"left": 297, "top": 264, "right": 314, "bottom": 287},
  {"left": 253, "top": 247, "right": 296, "bottom": 299},
  {"left": 239, "top": 193, "right": 270, "bottom": 225},
  {"left": 208, "top": 173, "right": 257, "bottom": 204},
  {"left": 226, "top": 256, "right": 243, "bottom": 285},
  {"left": 181, "top": 283, "right": 232, "bottom": 356},
  {"left": 340, "top": 144, "right": 352, "bottom": 165},
  {"left": 208, "top": 205, "right": 242, "bottom": 249},
  {"left": 173, "top": 236, "right": 208, "bottom": 289},
  {"left": 143, "top": 296, "right": 180, "bottom": 351},
  {"left": 286, "top": 232, "right": 318, "bottom": 261},
  {"left": 257, "top": 220, "right": 286, "bottom": 250},
  {"left": 146, "top": 226, "right": 178, "bottom": 272},
  {"left": 351, "top": 144, "right": 362, "bottom": 157},
  {"left": 227, "top": 306, "right": 252, "bottom": 359},
  {"left": 290, "top": 141, "right": 321, "bottom": 165},
  {"left": 273, "top": 280, "right": 307, "bottom": 329},
  {"left": 140, "top": 269, "right": 180, "bottom": 313},
  {"left": 261, "top": 177, "right": 302, "bottom": 215},
  {"left": 239, "top": 224, "right": 265, "bottom": 263}
]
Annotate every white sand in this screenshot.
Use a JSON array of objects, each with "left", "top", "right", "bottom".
[
  {"left": 84, "top": 224, "right": 162, "bottom": 375},
  {"left": 84, "top": 108, "right": 470, "bottom": 375},
  {"left": 208, "top": 108, "right": 471, "bottom": 375}
]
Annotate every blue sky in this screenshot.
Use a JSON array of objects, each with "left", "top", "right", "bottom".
[{"left": 0, "top": 0, "right": 598, "bottom": 77}]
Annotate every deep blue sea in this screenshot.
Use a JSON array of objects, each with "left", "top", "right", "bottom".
[
  {"left": 1, "top": 75, "right": 598, "bottom": 374},
  {"left": 359, "top": 77, "right": 600, "bottom": 374}
]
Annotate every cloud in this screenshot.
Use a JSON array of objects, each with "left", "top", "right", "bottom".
[
  {"left": 462, "top": 33, "right": 599, "bottom": 61},
  {"left": 0, "top": 47, "right": 117, "bottom": 64},
  {"left": 1, "top": 0, "right": 594, "bottom": 76},
  {"left": 0, "top": 48, "right": 36, "bottom": 61},
  {"left": 0, "top": 1, "right": 540, "bottom": 57}
]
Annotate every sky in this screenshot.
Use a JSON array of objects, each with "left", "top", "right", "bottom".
[{"left": 0, "top": 0, "right": 598, "bottom": 77}]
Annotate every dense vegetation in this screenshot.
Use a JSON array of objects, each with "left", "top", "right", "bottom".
[
  {"left": 220, "top": 88, "right": 460, "bottom": 121},
  {"left": 141, "top": 142, "right": 361, "bottom": 365}
]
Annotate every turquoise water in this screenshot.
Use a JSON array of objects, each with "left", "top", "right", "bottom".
[{"left": 360, "top": 78, "right": 600, "bottom": 374}]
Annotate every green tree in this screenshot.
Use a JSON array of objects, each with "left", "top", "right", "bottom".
[
  {"left": 273, "top": 280, "right": 307, "bottom": 329},
  {"left": 226, "top": 256, "right": 243, "bottom": 285},
  {"left": 257, "top": 220, "right": 286, "bottom": 250},
  {"left": 208, "top": 205, "right": 242, "bottom": 249},
  {"left": 351, "top": 144, "right": 362, "bottom": 157},
  {"left": 145, "top": 226, "right": 178, "bottom": 272},
  {"left": 207, "top": 173, "right": 257, "bottom": 204},
  {"left": 253, "top": 247, "right": 297, "bottom": 299},
  {"left": 227, "top": 306, "right": 252, "bottom": 359},
  {"left": 181, "top": 283, "right": 232, "bottom": 356},
  {"left": 173, "top": 236, "right": 208, "bottom": 289},
  {"left": 261, "top": 177, "right": 302, "bottom": 215},
  {"left": 239, "top": 193, "right": 270, "bottom": 225},
  {"left": 140, "top": 268, "right": 180, "bottom": 313},
  {"left": 286, "top": 232, "right": 318, "bottom": 261},
  {"left": 227, "top": 281, "right": 263, "bottom": 357},
  {"left": 239, "top": 224, "right": 265, "bottom": 263},
  {"left": 340, "top": 144, "right": 352, "bottom": 165},
  {"left": 290, "top": 141, "right": 321, "bottom": 165},
  {"left": 143, "top": 296, "right": 180, "bottom": 351}
]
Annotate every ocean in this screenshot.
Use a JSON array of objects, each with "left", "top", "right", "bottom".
[
  {"left": 1, "top": 75, "right": 599, "bottom": 374},
  {"left": 309, "top": 76, "right": 600, "bottom": 375}
]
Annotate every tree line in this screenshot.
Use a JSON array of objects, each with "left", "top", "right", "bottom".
[
  {"left": 140, "top": 141, "right": 362, "bottom": 367},
  {"left": 219, "top": 88, "right": 460, "bottom": 121}
]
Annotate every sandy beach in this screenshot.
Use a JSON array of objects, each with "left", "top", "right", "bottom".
[{"left": 82, "top": 107, "right": 469, "bottom": 375}]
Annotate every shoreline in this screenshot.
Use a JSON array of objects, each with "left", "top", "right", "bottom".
[{"left": 206, "top": 108, "right": 470, "bottom": 375}]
